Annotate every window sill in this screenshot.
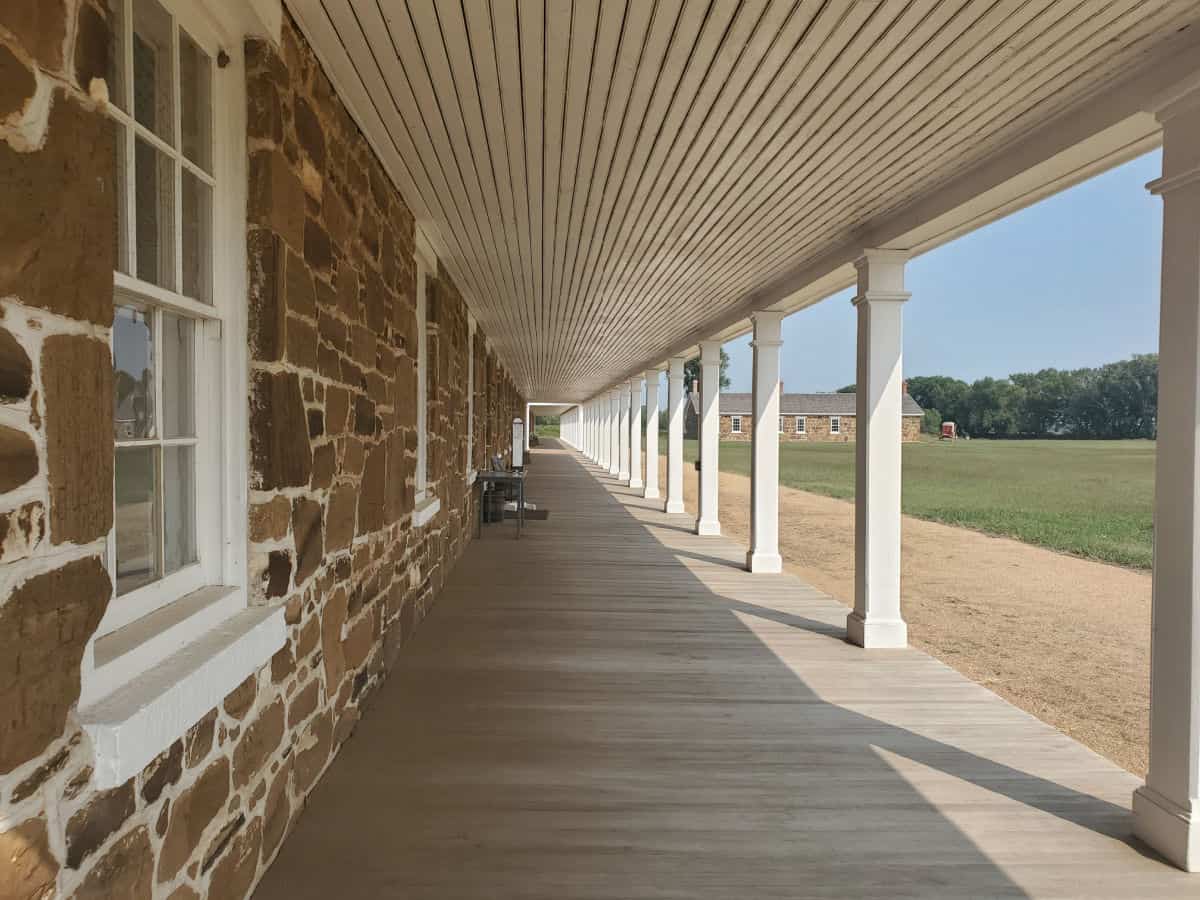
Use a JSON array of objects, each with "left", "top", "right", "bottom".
[
  {"left": 413, "top": 494, "right": 441, "bottom": 528},
  {"left": 79, "top": 603, "right": 286, "bottom": 789}
]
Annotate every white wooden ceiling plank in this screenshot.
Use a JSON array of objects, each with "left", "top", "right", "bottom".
[
  {"left": 549, "top": 0, "right": 629, "bottom": 387},
  {"left": 344, "top": 1, "right": 510, "bottom": 311},
  {"left": 614, "top": 0, "right": 984, "bottom": 327},
  {"left": 636, "top": 2, "right": 1182, "bottom": 359},
  {"left": 442, "top": 0, "right": 538, "bottom": 380},
  {"left": 556, "top": 0, "right": 687, "bottom": 387},
  {"left": 555, "top": 0, "right": 657, "bottom": 387},
  {"left": 540, "top": 0, "right": 572, "bottom": 387},
  {"left": 616, "top": 0, "right": 1081, "bottom": 333},
  {"left": 546, "top": 0, "right": 605, "bottom": 389},
  {"left": 587, "top": 0, "right": 915, "bottom": 364},
  {"left": 572, "top": 0, "right": 870, "bottom": 373},
  {"left": 586, "top": 0, "right": 1175, "bottom": 378},
  {"left": 318, "top": 1, "right": 504, "bottom": 323},
  {"left": 408, "top": 0, "right": 531, "bottom": 376},
  {"left": 476, "top": 0, "right": 538, "bottom": 380},
  {"left": 516, "top": 0, "right": 546, "bottom": 388}
]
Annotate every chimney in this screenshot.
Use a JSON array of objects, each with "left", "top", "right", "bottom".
[
  {"left": 902, "top": 379, "right": 909, "bottom": 395},
  {"left": 779, "top": 381, "right": 784, "bottom": 395}
]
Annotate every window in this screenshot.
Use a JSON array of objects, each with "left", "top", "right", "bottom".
[
  {"left": 796, "top": 416, "right": 806, "bottom": 434},
  {"left": 105, "top": 0, "right": 224, "bottom": 630},
  {"left": 731, "top": 415, "right": 742, "bottom": 434},
  {"left": 78, "top": 1, "right": 278, "bottom": 790},
  {"left": 413, "top": 229, "right": 440, "bottom": 526},
  {"left": 830, "top": 416, "right": 841, "bottom": 434},
  {"left": 779, "top": 416, "right": 785, "bottom": 432}
]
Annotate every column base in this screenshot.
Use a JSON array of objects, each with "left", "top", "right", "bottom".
[
  {"left": 608, "top": 467, "right": 619, "bottom": 477},
  {"left": 696, "top": 519, "right": 720, "bottom": 536},
  {"left": 630, "top": 477, "right": 644, "bottom": 489},
  {"left": 618, "top": 470, "right": 630, "bottom": 481},
  {"left": 746, "top": 551, "right": 782, "bottom": 574},
  {"left": 665, "top": 499, "right": 685, "bottom": 514},
  {"left": 845, "top": 611, "right": 907, "bottom": 648},
  {"left": 643, "top": 488, "right": 660, "bottom": 500},
  {"left": 1134, "top": 785, "right": 1200, "bottom": 871}
]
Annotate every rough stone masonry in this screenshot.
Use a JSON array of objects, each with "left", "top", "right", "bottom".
[{"left": 0, "top": 4, "right": 525, "bottom": 898}]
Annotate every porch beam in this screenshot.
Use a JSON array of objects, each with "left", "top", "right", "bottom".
[
  {"left": 696, "top": 340, "right": 722, "bottom": 536},
  {"left": 666, "top": 357, "right": 687, "bottom": 515},
  {"left": 847, "top": 250, "right": 909, "bottom": 649},
  {"left": 1134, "top": 83, "right": 1200, "bottom": 872},
  {"left": 630, "top": 378, "right": 644, "bottom": 490},
  {"left": 644, "top": 370, "right": 662, "bottom": 500},
  {"left": 747, "top": 311, "right": 784, "bottom": 574}
]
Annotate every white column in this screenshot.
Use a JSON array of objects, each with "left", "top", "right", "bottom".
[
  {"left": 608, "top": 390, "right": 620, "bottom": 477},
  {"left": 618, "top": 386, "right": 631, "bottom": 482},
  {"left": 665, "top": 357, "right": 686, "bottom": 514},
  {"left": 598, "top": 396, "right": 609, "bottom": 470},
  {"left": 525, "top": 403, "right": 532, "bottom": 451},
  {"left": 696, "top": 340, "right": 721, "bottom": 536},
  {"left": 1134, "top": 87, "right": 1200, "bottom": 873},
  {"left": 847, "top": 250, "right": 909, "bottom": 649},
  {"left": 629, "top": 378, "right": 644, "bottom": 489},
  {"left": 643, "top": 369, "right": 661, "bottom": 500},
  {"left": 747, "top": 311, "right": 784, "bottom": 573}
]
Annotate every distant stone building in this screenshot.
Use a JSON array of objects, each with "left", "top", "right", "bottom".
[{"left": 685, "top": 391, "right": 923, "bottom": 442}]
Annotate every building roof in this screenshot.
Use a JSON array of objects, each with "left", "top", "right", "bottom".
[{"left": 688, "top": 392, "right": 923, "bottom": 417}]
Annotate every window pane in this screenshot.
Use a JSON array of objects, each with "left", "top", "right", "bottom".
[
  {"left": 114, "top": 127, "right": 130, "bottom": 274},
  {"left": 179, "top": 31, "right": 212, "bottom": 172},
  {"left": 115, "top": 446, "right": 160, "bottom": 595},
  {"left": 134, "top": 136, "right": 175, "bottom": 289},
  {"left": 161, "top": 313, "right": 194, "bottom": 438},
  {"left": 182, "top": 171, "right": 212, "bottom": 302},
  {"left": 163, "top": 445, "right": 196, "bottom": 575},
  {"left": 105, "top": 0, "right": 127, "bottom": 112},
  {"left": 113, "top": 305, "right": 155, "bottom": 440},
  {"left": 132, "top": 0, "right": 174, "bottom": 144}
]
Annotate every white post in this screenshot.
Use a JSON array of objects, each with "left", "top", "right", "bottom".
[
  {"left": 598, "top": 396, "right": 609, "bottom": 470},
  {"left": 747, "top": 311, "right": 784, "bottom": 573},
  {"left": 847, "top": 250, "right": 909, "bottom": 649},
  {"left": 644, "top": 369, "right": 661, "bottom": 500},
  {"left": 629, "top": 378, "right": 644, "bottom": 489},
  {"left": 1134, "top": 87, "right": 1200, "bottom": 872},
  {"left": 609, "top": 389, "right": 620, "bottom": 477},
  {"left": 618, "top": 386, "right": 631, "bottom": 482},
  {"left": 665, "top": 357, "right": 686, "bottom": 514},
  {"left": 525, "top": 403, "right": 532, "bottom": 452},
  {"left": 696, "top": 340, "right": 722, "bottom": 536}
]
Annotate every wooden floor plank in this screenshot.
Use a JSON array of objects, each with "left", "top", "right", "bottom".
[{"left": 255, "top": 441, "right": 1195, "bottom": 899}]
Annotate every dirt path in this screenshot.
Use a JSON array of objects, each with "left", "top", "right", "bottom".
[{"left": 658, "top": 459, "right": 1152, "bottom": 775}]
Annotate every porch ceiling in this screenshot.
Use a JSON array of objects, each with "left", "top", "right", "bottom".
[{"left": 288, "top": 0, "right": 1200, "bottom": 401}]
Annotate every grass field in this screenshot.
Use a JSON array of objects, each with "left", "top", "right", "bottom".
[
  {"left": 534, "top": 422, "right": 560, "bottom": 437},
  {"left": 660, "top": 435, "right": 1156, "bottom": 568}
]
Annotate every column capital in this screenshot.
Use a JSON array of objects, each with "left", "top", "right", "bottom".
[
  {"left": 644, "top": 368, "right": 662, "bottom": 382},
  {"left": 853, "top": 248, "right": 909, "bottom": 300},
  {"left": 668, "top": 357, "right": 686, "bottom": 378},
  {"left": 699, "top": 340, "right": 722, "bottom": 363}
]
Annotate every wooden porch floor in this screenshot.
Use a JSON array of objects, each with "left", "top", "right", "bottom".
[{"left": 256, "top": 441, "right": 1194, "bottom": 899}]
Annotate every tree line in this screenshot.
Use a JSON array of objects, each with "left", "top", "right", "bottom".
[{"left": 898, "top": 355, "right": 1158, "bottom": 439}]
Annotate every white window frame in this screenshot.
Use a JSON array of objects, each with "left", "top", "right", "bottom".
[
  {"left": 412, "top": 228, "right": 440, "bottom": 527},
  {"left": 731, "top": 415, "right": 742, "bottom": 434},
  {"left": 830, "top": 416, "right": 841, "bottom": 434},
  {"left": 796, "top": 416, "right": 806, "bottom": 434},
  {"left": 79, "top": 0, "right": 284, "bottom": 789},
  {"left": 466, "top": 315, "right": 477, "bottom": 485}
]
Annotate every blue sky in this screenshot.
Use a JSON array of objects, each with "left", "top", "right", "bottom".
[{"left": 719, "top": 150, "right": 1164, "bottom": 394}]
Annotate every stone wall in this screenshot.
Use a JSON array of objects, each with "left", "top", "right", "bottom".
[
  {"left": 0, "top": 3, "right": 121, "bottom": 898},
  {"left": 701, "top": 413, "right": 921, "bottom": 443},
  {"left": 0, "top": 6, "right": 525, "bottom": 899}
]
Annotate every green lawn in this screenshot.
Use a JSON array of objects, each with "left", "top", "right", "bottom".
[
  {"left": 534, "top": 423, "right": 560, "bottom": 437},
  {"left": 659, "top": 434, "right": 1156, "bottom": 569}
]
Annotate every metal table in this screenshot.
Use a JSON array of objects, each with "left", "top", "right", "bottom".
[{"left": 475, "top": 469, "right": 525, "bottom": 539}]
